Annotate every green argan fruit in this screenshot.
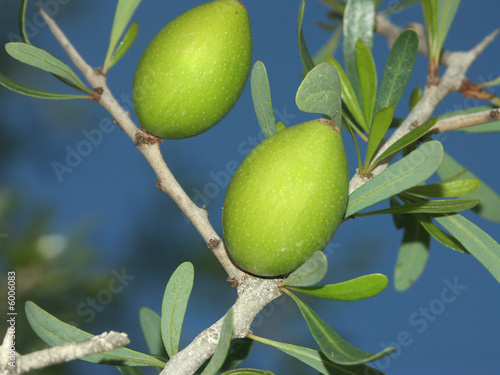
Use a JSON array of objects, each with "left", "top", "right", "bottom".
[
  {"left": 132, "top": 0, "right": 252, "bottom": 139},
  {"left": 222, "top": 119, "right": 349, "bottom": 277}
]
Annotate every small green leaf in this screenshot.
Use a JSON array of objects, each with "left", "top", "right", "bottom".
[
  {"left": 297, "top": 0, "right": 315, "bottom": 72},
  {"left": 346, "top": 141, "right": 444, "bottom": 217},
  {"left": 249, "top": 335, "right": 386, "bottom": 375},
  {"left": 25, "top": 301, "right": 166, "bottom": 367},
  {"left": 280, "top": 251, "right": 328, "bottom": 287},
  {"left": 365, "top": 106, "right": 394, "bottom": 167},
  {"left": 18, "top": 0, "right": 30, "bottom": 44},
  {"left": 326, "top": 57, "right": 368, "bottom": 132},
  {"left": 5, "top": 43, "right": 90, "bottom": 93},
  {"left": 374, "top": 29, "right": 418, "bottom": 115},
  {"left": 283, "top": 290, "right": 394, "bottom": 365},
  {"left": 0, "top": 71, "right": 90, "bottom": 100},
  {"left": 200, "top": 309, "right": 234, "bottom": 375},
  {"left": 416, "top": 213, "right": 468, "bottom": 253},
  {"left": 409, "top": 86, "right": 422, "bottom": 111},
  {"left": 251, "top": 61, "right": 277, "bottom": 139},
  {"left": 372, "top": 116, "right": 438, "bottom": 166},
  {"left": 161, "top": 262, "right": 194, "bottom": 357},
  {"left": 406, "top": 178, "right": 481, "bottom": 198},
  {"left": 343, "top": 0, "right": 375, "bottom": 102},
  {"left": 356, "top": 198, "right": 479, "bottom": 216},
  {"left": 139, "top": 307, "right": 167, "bottom": 357},
  {"left": 437, "top": 151, "right": 500, "bottom": 222},
  {"left": 107, "top": 22, "right": 139, "bottom": 69},
  {"left": 286, "top": 273, "right": 388, "bottom": 301},
  {"left": 355, "top": 38, "right": 377, "bottom": 126},
  {"left": 394, "top": 215, "right": 430, "bottom": 291},
  {"left": 434, "top": 213, "right": 500, "bottom": 283},
  {"left": 104, "top": 0, "right": 142, "bottom": 71},
  {"left": 295, "top": 62, "right": 341, "bottom": 120}
]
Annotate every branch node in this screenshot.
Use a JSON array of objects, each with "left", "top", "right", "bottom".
[
  {"left": 134, "top": 129, "right": 162, "bottom": 146},
  {"left": 207, "top": 238, "right": 222, "bottom": 251},
  {"left": 92, "top": 87, "right": 103, "bottom": 103}
]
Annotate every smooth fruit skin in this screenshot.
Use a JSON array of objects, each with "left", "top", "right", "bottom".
[
  {"left": 132, "top": 0, "right": 252, "bottom": 139},
  {"left": 222, "top": 119, "right": 349, "bottom": 277}
]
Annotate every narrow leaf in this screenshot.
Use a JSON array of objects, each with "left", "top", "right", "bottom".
[
  {"left": 161, "top": 262, "right": 194, "bottom": 357},
  {"left": 346, "top": 141, "right": 444, "bottom": 217},
  {"left": 284, "top": 290, "right": 394, "bottom": 365},
  {"left": 249, "top": 335, "right": 386, "bottom": 375},
  {"left": 0, "top": 72, "right": 90, "bottom": 100},
  {"left": 326, "top": 57, "right": 368, "bottom": 132},
  {"left": 286, "top": 273, "right": 388, "bottom": 301},
  {"left": 5, "top": 43, "right": 90, "bottom": 93},
  {"left": 297, "top": 0, "right": 315, "bottom": 72},
  {"left": 434, "top": 213, "right": 500, "bottom": 283},
  {"left": 394, "top": 216, "right": 430, "bottom": 291},
  {"left": 355, "top": 38, "right": 377, "bottom": 126},
  {"left": 280, "top": 251, "right": 328, "bottom": 287},
  {"left": 436, "top": 0, "right": 461, "bottom": 56},
  {"left": 25, "top": 301, "right": 166, "bottom": 367},
  {"left": 406, "top": 178, "right": 481, "bottom": 198},
  {"left": 18, "top": 0, "right": 30, "bottom": 44},
  {"left": 221, "top": 370, "right": 275, "bottom": 375},
  {"left": 365, "top": 106, "right": 394, "bottom": 166},
  {"left": 219, "top": 339, "right": 254, "bottom": 373},
  {"left": 416, "top": 213, "right": 468, "bottom": 253},
  {"left": 200, "top": 309, "right": 234, "bottom": 375},
  {"left": 356, "top": 198, "right": 479, "bottom": 216},
  {"left": 105, "top": 0, "right": 142, "bottom": 69},
  {"left": 295, "top": 62, "right": 341, "bottom": 120},
  {"left": 108, "top": 22, "right": 139, "bottom": 69},
  {"left": 437, "top": 151, "right": 500, "bottom": 222},
  {"left": 343, "top": 0, "right": 375, "bottom": 102},
  {"left": 117, "top": 367, "right": 145, "bottom": 375},
  {"left": 139, "top": 307, "right": 167, "bottom": 357},
  {"left": 251, "top": 61, "right": 277, "bottom": 139},
  {"left": 420, "top": 0, "right": 438, "bottom": 60},
  {"left": 372, "top": 116, "right": 438, "bottom": 166},
  {"left": 409, "top": 86, "right": 422, "bottom": 111},
  {"left": 374, "top": 29, "right": 418, "bottom": 115}
]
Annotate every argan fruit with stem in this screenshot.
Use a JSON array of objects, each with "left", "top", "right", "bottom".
[
  {"left": 132, "top": 0, "right": 252, "bottom": 139},
  {"left": 222, "top": 119, "right": 349, "bottom": 277}
]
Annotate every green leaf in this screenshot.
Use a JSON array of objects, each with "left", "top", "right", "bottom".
[
  {"left": 436, "top": 1, "right": 461, "bottom": 57},
  {"left": 18, "top": 0, "right": 30, "bottom": 44},
  {"left": 221, "top": 370, "right": 275, "bottom": 375},
  {"left": 280, "top": 251, "right": 328, "bottom": 287},
  {"left": 219, "top": 339, "right": 254, "bottom": 372},
  {"left": 283, "top": 290, "right": 394, "bottom": 365},
  {"left": 416, "top": 213, "right": 468, "bottom": 253},
  {"left": 437, "top": 151, "right": 500, "bottom": 222},
  {"left": 434, "top": 213, "right": 500, "bottom": 283},
  {"left": 139, "top": 307, "right": 167, "bottom": 357},
  {"left": 104, "top": 0, "right": 142, "bottom": 71},
  {"left": 297, "top": 0, "right": 315, "bottom": 72},
  {"left": 343, "top": 0, "right": 375, "bottom": 102},
  {"left": 107, "top": 22, "right": 139, "bottom": 70},
  {"left": 346, "top": 141, "right": 444, "bottom": 217},
  {"left": 356, "top": 198, "right": 479, "bottom": 216},
  {"left": 295, "top": 62, "right": 341, "bottom": 120},
  {"left": 0, "top": 71, "right": 90, "bottom": 100},
  {"left": 406, "top": 178, "right": 481, "bottom": 198},
  {"left": 200, "top": 309, "right": 234, "bottom": 375},
  {"left": 420, "top": 0, "right": 438, "bottom": 62},
  {"left": 371, "top": 116, "right": 438, "bottom": 167},
  {"left": 286, "top": 273, "right": 388, "bottom": 301},
  {"left": 394, "top": 215, "right": 430, "bottom": 291},
  {"left": 409, "top": 86, "right": 422, "bottom": 111},
  {"left": 5, "top": 43, "right": 90, "bottom": 93},
  {"left": 251, "top": 61, "right": 277, "bottom": 139},
  {"left": 25, "top": 301, "right": 166, "bottom": 367},
  {"left": 374, "top": 29, "right": 418, "bottom": 115},
  {"left": 117, "top": 367, "right": 145, "bottom": 375},
  {"left": 161, "top": 262, "right": 194, "bottom": 357},
  {"left": 326, "top": 57, "right": 368, "bottom": 132},
  {"left": 365, "top": 106, "right": 394, "bottom": 167},
  {"left": 249, "top": 335, "right": 386, "bottom": 375},
  {"left": 356, "top": 38, "right": 377, "bottom": 126}
]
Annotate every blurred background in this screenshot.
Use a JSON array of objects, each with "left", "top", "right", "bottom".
[{"left": 0, "top": 1, "right": 499, "bottom": 374}]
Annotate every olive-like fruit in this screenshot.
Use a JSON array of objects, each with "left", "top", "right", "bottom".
[
  {"left": 132, "top": 0, "right": 252, "bottom": 139},
  {"left": 222, "top": 119, "right": 349, "bottom": 277}
]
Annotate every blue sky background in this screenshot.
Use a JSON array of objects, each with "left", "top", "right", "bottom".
[{"left": 1, "top": 1, "right": 499, "bottom": 374}]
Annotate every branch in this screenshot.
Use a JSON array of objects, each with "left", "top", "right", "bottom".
[
  {"left": 429, "top": 108, "right": 500, "bottom": 135},
  {"left": 0, "top": 330, "right": 129, "bottom": 375},
  {"left": 349, "top": 24, "right": 500, "bottom": 194}
]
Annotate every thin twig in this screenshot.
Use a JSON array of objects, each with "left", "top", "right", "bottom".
[{"left": 429, "top": 108, "right": 500, "bottom": 135}]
